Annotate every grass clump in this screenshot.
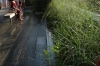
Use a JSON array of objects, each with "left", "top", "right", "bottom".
[{"left": 44, "top": 0, "right": 100, "bottom": 66}]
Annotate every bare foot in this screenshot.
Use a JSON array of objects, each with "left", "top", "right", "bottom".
[{"left": 20, "top": 18, "right": 24, "bottom": 21}]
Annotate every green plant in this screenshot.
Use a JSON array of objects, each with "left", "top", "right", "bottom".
[{"left": 44, "top": 0, "right": 100, "bottom": 66}]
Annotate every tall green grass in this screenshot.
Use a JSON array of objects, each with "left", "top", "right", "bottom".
[
  {"left": 44, "top": 0, "right": 100, "bottom": 66},
  {"left": 87, "top": 0, "right": 100, "bottom": 13}
]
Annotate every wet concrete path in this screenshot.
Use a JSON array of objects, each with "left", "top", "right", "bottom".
[
  {"left": 3, "top": 15, "right": 49, "bottom": 66},
  {"left": 0, "top": 7, "right": 33, "bottom": 66},
  {"left": 0, "top": 7, "right": 17, "bottom": 66}
]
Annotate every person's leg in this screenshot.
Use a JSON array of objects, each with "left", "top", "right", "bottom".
[
  {"left": 19, "top": 13, "right": 23, "bottom": 24},
  {"left": 17, "top": 10, "right": 23, "bottom": 24},
  {"left": 19, "top": 12, "right": 24, "bottom": 20}
]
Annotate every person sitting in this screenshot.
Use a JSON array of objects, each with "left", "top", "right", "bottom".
[{"left": 10, "top": 0, "right": 23, "bottom": 21}]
